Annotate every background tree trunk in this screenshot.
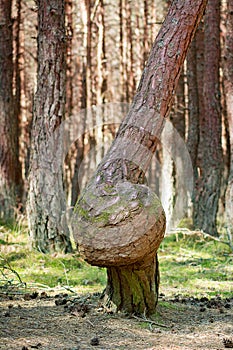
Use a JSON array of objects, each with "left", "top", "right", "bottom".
[
  {"left": 224, "top": 0, "right": 233, "bottom": 244},
  {"left": 27, "top": 0, "right": 72, "bottom": 253},
  {"left": 0, "top": 0, "right": 18, "bottom": 220},
  {"left": 187, "top": 33, "right": 199, "bottom": 180},
  {"left": 193, "top": 1, "right": 223, "bottom": 236},
  {"left": 73, "top": 0, "right": 208, "bottom": 316},
  {"left": 13, "top": 0, "right": 23, "bottom": 208}
]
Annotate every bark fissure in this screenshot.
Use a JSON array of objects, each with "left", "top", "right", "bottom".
[{"left": 27, "top": 0, "right": 72, "bottom": 253}]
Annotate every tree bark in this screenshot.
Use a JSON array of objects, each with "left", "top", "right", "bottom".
[
  {"left": 193, "top": 0, "right": 222, "bottom": 236},
  {"left": 187, "top": 33, "right": 199, "bottom": 173},
  {"left": 13, "top": 0, "right": 23, "bottom": 207},
  {"left": 187, "top": 28, "right": 202, "bottom": 226},
  {"left": 0, "top": 0, "right": 18, "bottom": 220},
  {"left": 27, "top": 0, "right": 72, "bottom": 253},
  {"left": 73, "top": 0, "right": 208, "bottom": 316},
  {"left": 224, "top": 0, "right": 233, "bottom": 243}
]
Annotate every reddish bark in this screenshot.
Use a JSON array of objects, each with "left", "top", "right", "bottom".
[
  {"left": 0, "top": 0, "right": 18, "bottom": 219},
  {"left": 194, "top": 1, "right": 223, "bottom": 236}
]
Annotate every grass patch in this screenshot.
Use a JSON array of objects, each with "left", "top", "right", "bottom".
[
  {"left": 0, "top": 221, "right": 232, "bottom": 298},
  {"left": 159, "top": 231, "right": 233, "bottom": 298},
  {"left": 0, "top": 220, "right": 106, "bottom": 293}
]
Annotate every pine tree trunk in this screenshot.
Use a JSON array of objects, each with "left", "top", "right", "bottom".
[
  {"left": 187, "top": 34, "right": 199, "bottom": 173},
  {"left": 73, "top": 0, "right": 208, "bottom": 316},
  {"left": 0, "top": 0, "right": 17, "bottom": 220},
  {"left": 187, "top": 29, "right": 201, "bottom": 226},
  {"left": 106, "top": 253, "right": 160, "bottom": 315},
  {"left": 193, "top": 1, "right": 222, "bottom": 236},
  {"left": 224, "top": 0, "right": 233, "bottom": 243},
  {"left": 14, "top": 0, "right": 23, "bottom": 207},
  {"left": 27, "top": 0, "right": 72, "bottom": 253}
]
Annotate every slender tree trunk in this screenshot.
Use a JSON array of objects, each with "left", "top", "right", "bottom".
[
  {"left": 65, "top": 0, "right": 73, "bottom": 118},
  {"left": 85, "top": 0, "right": 92, "bottom": 109},
  {"left": 143, "top": 0, "right": 149, "bottom": 66},
  {"left": 187, "top": 30, "right": 200, "bottom": 227},
  {"left": 73, "top": 0, "right": 208, "bottom": 316},
  {"left": 172, "top": 69, "right": 185, "bottom": 139},
  {"left": 0, "top": 0, "right": 17, "bottom": 220},
  {"left": 194, "top": 1, "right": 223, "bottom": 236},
  {"left": 13, "top": 0, "right": 23, "bottom": 207},
  {"left": 187, "top": 34, "right": 199, "bottom": 173},
  {"left": 126, "top": 0, "right": 135, "bottom": 101},
  {"left": 27, "top": 0, "right": 72, "bottom": 253},
  {"left": 224, "top": 0, "right": 233, "bottom": 243},
  {"left": 119, "top": 0, "right": 126, "bottom": 102}
]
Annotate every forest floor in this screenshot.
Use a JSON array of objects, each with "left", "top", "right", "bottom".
[
  {"left": 0, "top": 289, "right": 233, "bottom": 350},
  {"left": 0, "top": 222, "right": 233, "bottom": 350}
]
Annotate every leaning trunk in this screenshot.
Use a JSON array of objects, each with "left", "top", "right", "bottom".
[{"left": 73, "top": 0, "right": 208, "bottom": 316}]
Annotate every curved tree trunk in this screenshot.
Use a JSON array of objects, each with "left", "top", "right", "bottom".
[
  {"left": 224, "top": 0, "right": 233, "bottom": 245},
  {"left": 73, "top": 0, "right": 208, "bottom": 316},
  {"left": 27, "top": 0, "right": 72, "bottom": 253}
]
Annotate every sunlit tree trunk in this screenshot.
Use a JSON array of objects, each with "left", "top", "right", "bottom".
[
  {"left": 85, "top": 0, "right": 92, "bottom": 108},
  {"left": 224, "top": 0, "right": 233, "bottom": 243},
  {"left": 27, "top": 0, "right": 72, "bottom": 253},
  {"left": 187, "top": 33, "right": 199, "bottom": 176},
  {"left": 119, "top": 0, "right": 126, "bottom": 102},
  {"left": 73, "top": 0, "right": 208, "bottom": 316},
  {"left": 126, "top": 0, "right": 136, "bottom": 101}
]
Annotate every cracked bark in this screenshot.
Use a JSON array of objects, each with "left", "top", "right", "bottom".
[
  {"left": 27, "top": 0, "right": 72, "bottom": 253},
  {"left": 73, "top": 0, "right": 208, "bottom": 315},
  {"left": 193, "top": 0, "right": 222, "bottom": 237}
]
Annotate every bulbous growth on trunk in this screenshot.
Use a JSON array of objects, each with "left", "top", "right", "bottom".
[
  {"left": 73, "top": 181, "right": 165, "bottom": 267},
  {"left": 73, "top": 181, "right": 165, "bottom": 315}
]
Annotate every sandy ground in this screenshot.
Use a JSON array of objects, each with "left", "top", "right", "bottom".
[{"left": 0, "top": 291, "right": 232, "bottom": 350}]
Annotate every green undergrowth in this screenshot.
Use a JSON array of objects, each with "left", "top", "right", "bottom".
[
  {"left": 0, "top": 220, "right": 232, "bottom": 299},
  {"left": 159, "top": 231, "right": 233, "bottom": 298}
]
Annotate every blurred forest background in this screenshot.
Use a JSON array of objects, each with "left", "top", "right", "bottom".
[{"left": 0, "top": 0, "right": 233, "bottom": 253}]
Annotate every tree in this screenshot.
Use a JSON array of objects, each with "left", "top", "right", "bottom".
[
  {"left": 193, "top": 0, "right": 222, "bottom": 236},
  {"left": 13, "top": 0, "right": 23, "bottom": 207},
  {"left": 224, "top": 0, "right": 233, "bottom": 244},
  {"left": 73, "top": 0, "right": 208, "bottom": 316},
  {"left": 27, "top": 0, "right": 72, "bottom": 253},
  {"left": 0, "top": 0, "right": 19, "bottom": 220}
]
